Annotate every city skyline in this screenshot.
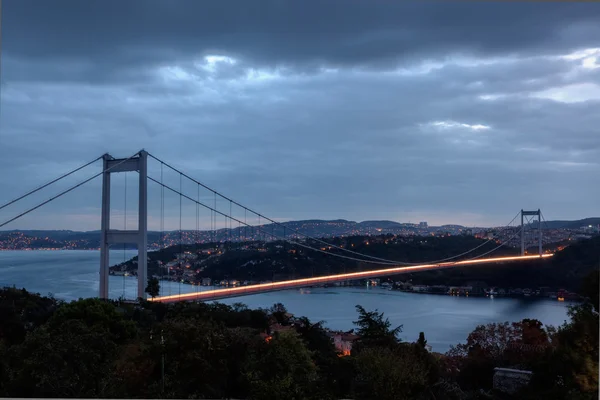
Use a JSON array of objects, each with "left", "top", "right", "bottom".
[{"left": 1, "top": 1, "right": 599, "bottom": 230}]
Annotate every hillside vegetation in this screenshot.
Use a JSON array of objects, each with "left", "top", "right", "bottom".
[
  {"left": 118, "top": 235, "right": 600, "bottom": 293},
  {"left": 0, "top": 270, "right": 597, "bottom": 399}
]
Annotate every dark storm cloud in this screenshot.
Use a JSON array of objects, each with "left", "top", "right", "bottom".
[
  {"left": 0, "top": 1, "right": 599, "bottom": 230},
  {"left": 4, "top": 1, "right": 600, "bottom": 77}
]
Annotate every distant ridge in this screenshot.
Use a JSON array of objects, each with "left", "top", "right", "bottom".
[
  {"left": 2, "top": 217, "right": 597, "bottom": 236},
  {"left": 541, "top": 218, "right": 600, "bottom": 229}
]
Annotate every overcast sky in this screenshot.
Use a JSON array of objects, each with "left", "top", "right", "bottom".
[{"left": 1, "top": 1, "right": 599, "bottom": 231}]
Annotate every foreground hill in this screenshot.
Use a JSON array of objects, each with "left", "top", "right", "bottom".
[{"left": 1, "top": 270, "right": 597, "bottom": 399}]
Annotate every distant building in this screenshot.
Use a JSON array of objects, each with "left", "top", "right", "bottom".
[
  {"left": 419, "top": 222, "right": 428, "bottom": 228},
  {"left": 201, "top": 278, "right": 212, "bottom": 286},
  {"left": 327, "top": 330, "right": 360, "bottom": 356},
  {"left": 183, "top": 269, "right": 195, "bottom": 278},
  {"left": 448, "top": 286, "right": 473, "bottom": 295},
  {"left": 269, "top": 323, "right": 294, "bottom": 335},
  {"left": 429, "top": 285, "right": 448, "bottom": 294},
  {"left": 466, "top": 281, "right": 488, "bottom": 296}
]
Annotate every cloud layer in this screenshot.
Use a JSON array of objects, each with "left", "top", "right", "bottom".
[{"left": 1, "top": 1, "right": 599, "bottom": 230}]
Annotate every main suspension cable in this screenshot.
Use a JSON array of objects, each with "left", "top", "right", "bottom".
[
  {"left": 147, "top": 176, "right": 521, "bottom": 267},
  {"left": 147, "top": 175, "right": 395, "bottom": 265},
  {"left": 146, "top": 152, "right": 521, "bottom": 265},
  {"left": 0, "top": 155, "right": 103, "bottom": 211},
  {"left": 0, "top": 151, "right": 141, "bottom": 229},
  {"left": 468, "top": 227, "right": 525, "bottom": 260}
]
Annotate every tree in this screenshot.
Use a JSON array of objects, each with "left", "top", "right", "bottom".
[
  {"left": 352, "top": 344, "right": 437, "bottom": 400},
  {"left": 269, "top": 302, "right": 290, "bottom": 325},
  {"left": 446, "top": 319, "right": 551, "bottom": 390},
  {"left": 5, "top": 299, "right": 137, "bottom": 397},
  {"left": 150, "top": 317, "right": 231, "bottom": 398},
  {"left": 245, "top": 331, "right": 319, "bottom": 399},
  {"left": 294, "top": 316, "right": 343, "bottom": 397},
  {"left": 353, "top": 305, "right": 402, "bottom": 350},
  {"left": 417, "top": 332, "right": 427, "bottom": 349},
  {"left": 581, "top": 269, "right": 599, "bottom": 312},
  {"left": 526, "top": 303, "right": 599, "bottom": 398},
  {"left": 145, "top": 277, "right": 160, "bottom": 299},
  {"left": 0, "top": 288, "right": 60, "bottom": 346}
]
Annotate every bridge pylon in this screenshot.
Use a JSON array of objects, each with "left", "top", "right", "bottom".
[
  {"left": 99, "top": 150, "right": 148, "bottom": 300},
  {"left": 520, "top": 209, "right": 542, "bottom": 256}
]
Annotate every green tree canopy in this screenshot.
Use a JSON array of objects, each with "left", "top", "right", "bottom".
[
  {"left": 417, "top": 332, "right": 427, "bottom": 349},
  {"left": 145, "top": 277, "right": 160, "bottom": 299},
  {"left": 352, "top": 344, "right": 437, "bottom": 400},
  {"left": 353, "top": 304, "right": 402, "bottom": 350},
  {"left": 246, "top": 331, "right": 319, "bottom": 400}
]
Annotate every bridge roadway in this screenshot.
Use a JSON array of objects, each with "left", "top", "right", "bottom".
[{"left": 149, "top": 254, "right": 553, "bottom": 303}]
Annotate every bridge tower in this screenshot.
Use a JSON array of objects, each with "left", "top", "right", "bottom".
[
  {"left": 99, "top": 150, "right": 148, "bottom": 300},
  {"left": 520, "top": 209, "right": 542, "bottom": 256}
]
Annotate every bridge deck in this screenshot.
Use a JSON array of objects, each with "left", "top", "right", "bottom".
[{"left": 149, "top": 254, "right": 553, "bottom": 303}]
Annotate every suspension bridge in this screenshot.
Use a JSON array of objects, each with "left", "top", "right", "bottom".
[{"left": 0, "top": 150, "right": 553, "bottom": 303}]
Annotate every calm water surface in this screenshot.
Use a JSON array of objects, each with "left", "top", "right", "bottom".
[{"left": 0, "top": 250, "right": 572, "bottom": 352}]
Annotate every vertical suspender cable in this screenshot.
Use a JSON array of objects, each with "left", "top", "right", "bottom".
[
  {"left": 160, "top": 162, "right": 163, "bottom": 249},
  {"left": 179, "top": 173, "right": 182, "bottom": 298},
  {"left": 213, "top": 192, "right": 217, "bottom": 245},
  {"left": 196, "top": 184, "right": 200, "bottom": 287},
  {"left": 123, "top": 172, "right": 127, "bottom": 299},
  {"left": 196, "top": 184, "right": 200, "bottom": 245},
  {"left": 160, "top": 163, "right": 169, "bottom": 297}
]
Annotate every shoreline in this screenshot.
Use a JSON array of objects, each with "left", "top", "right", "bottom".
[{"left": 106, "top": 275, "right": 579, "bottom": 304}]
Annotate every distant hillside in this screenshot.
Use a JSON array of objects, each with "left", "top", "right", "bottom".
[
  {"left": 402, "top": 236, "right": 600, "bottom": 292},
  {"left": 115, "top": 234, "right": 599, "bottom": 293},
  {"left": 542, "top": 218, "right": 600, "bottom": 229},
  {"left": 1, "top": 217, "right": 597, "bottom": 250},
  {"left": 358, "top": 220, "right": 405, "bottom": 229}
]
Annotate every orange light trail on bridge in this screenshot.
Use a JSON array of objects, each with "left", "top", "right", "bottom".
[{"left": 150, "top": 254, "right": 554, "bottom": 303}]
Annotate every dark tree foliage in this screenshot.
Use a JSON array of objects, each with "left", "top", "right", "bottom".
[
  {"left": 352, "top": 304, "right": 402, "bottom": 351},
  {"left": 581, "top": 269, "right": 599, "bottom": 312},
  {"left": 145, "top": 277, "right": 160, "bottom": 299},
  {"left": 521, "top": 277, "right": 599, "bottom": 400},
  {"left": 0, "top": 275, "right": 598, "bottom": 399},
  {"left": 245, "top": 331, "right": 319, "bottom": 400},
  {"left": 269, "top": 302, "right": 290, "bottom": 325},
  {"left": 0, "top": 288, "right": 61, "bottom": 345},
  {"left": 446, "top": 318, "right": 553, "bottom": 390},
  {"left": 352, "top": 344, "right": 439, "bottom": 400},
  {"left": 417, "top": 331, "right": 428, "bottom": 348}
]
